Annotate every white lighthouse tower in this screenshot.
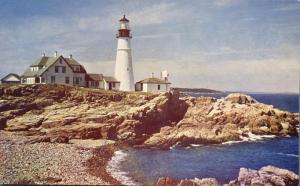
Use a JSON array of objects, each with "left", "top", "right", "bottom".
[{"left": 114, "top": 15, "right": 134, "bottom": 91}]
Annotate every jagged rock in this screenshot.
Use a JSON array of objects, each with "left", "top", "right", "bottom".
[
  {"left": 42, "top": 177, "right": 62, "bottom": 183},
  {"left": 156, "top": 177, "right": 221, "bottom": 186},
  {"left": 156, "top": 166, "right": 298, "bottom": 186},
  {"left": 41, "top": 117, "right": 78, "bottom": 128},
  {"left": 26, "top": 136, "right": 51, "bottom": 144},
  {"left": 144, "top": 94, "right": 298, "bottom": 148},
  {"left": 225, "top": 93, "right": 257, "bottom": 104},
  {"left": 49, "top": 135, "right": 69, "bottom": 143},
  {"left": 259, "top": 165, "right": 299, "bottom": 185},
  {"left": 227, "top": 166, "right": 299, "bottom": 186},
  {"left": 237, "top": 168, "right": 259, "bottom": 185},
  {"left": 156, "top": 177, "right": 179, "bottom": 186}
]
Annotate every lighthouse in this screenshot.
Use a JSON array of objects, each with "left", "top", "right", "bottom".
[{"left": 114, "top": 15, "right": 134, "bottom": 91}]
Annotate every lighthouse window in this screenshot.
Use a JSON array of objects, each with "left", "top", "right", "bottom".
[{"left": 158, "top": 84, "right": 161, "bottom": 90}]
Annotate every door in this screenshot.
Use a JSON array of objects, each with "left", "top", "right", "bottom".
[{"left": 109, "top": 83, "right": 112, "bottom": 90}]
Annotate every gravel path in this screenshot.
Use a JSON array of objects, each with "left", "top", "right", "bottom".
[{"left": 0, "top": 131, "right": 111, "bottom": 185}]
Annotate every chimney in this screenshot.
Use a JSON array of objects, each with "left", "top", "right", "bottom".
[
  {"left": 161, "top": 70, "right": 169, "bottom": 81},
  {"left": 69, "top": 54, "right": 73, "bottom": 59},
  {"left": 42, "top": 52, "right": 45, "bottom": 57},
  {"left": 151, "top": 72, "right": 154, "bottom": 78},
  {"left": 54, "top": 51, "right": 58, "bottom": 57}
]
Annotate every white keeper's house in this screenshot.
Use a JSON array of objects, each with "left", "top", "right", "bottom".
[{"left": 21, "top": 52, "right": 86, "bottom": 87}]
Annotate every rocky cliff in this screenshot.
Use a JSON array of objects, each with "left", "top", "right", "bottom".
[
  {"left": 0, "top": 84, "right": 188, "bottom": 145},
  {"left": 144, "top": 94, "right": 298, "bottom": 149},
  {"left": 0, "top": 84, "right": 298, "bottom": 148}
]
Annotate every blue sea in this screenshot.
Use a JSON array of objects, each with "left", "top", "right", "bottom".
[{"left": 112, "top": 93, "right": 299, "bottom": 185}]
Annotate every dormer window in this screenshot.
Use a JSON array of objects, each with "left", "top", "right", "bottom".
[{"left": 30, "top": 67, "right": 39, "bottom": 71}]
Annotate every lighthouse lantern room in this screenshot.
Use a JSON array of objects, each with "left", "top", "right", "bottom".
[{"left": 114, "top": 15, "right": 134, "bottom": 91}]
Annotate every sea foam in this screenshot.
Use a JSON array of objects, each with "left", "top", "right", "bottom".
[
  {"left": 222, "top": 132, "right": 277, "bottom": 145},
  {"left": 277, "top": 152, "right": 299, "bottom": 158},
  {"left": 106, "top": 150, "right": 140, "bottom": 185}
]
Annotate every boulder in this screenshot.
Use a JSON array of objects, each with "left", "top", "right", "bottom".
[
  {"left": 224, "top": 93, "right": 257, "bottom": 104},
  {"left": 156, "top": 166, "right": 298, "bottom": 186},
  {"left": 50, "top": 136, "right": 69, "bottom": 143},
  {"left": 156, "top": 177, "right": 179, "bottom": 186}
]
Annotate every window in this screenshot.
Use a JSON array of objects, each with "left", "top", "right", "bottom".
[
  {"left": 51, "top": 76, "right": 55, "bottom": 83},
  {"left": 55, "top": 66, "right": 59, "bottom": 73},
  {"left": 158, "top": 84, "right": 160, "bottom": 90},
  {"left": 41, "top": 78, "right": 45, "bottom": 83},
  {"left": 112, "top": 82, "right": 116, "bottom": 88},
  {"left": 65, "top": 77, "right": 69, "bottom": 84},
  {"left": 75, "top": 77, "right": 79, "bottom": 84},
  {"left": 31, "top": 67, "right": 39, "bottom": 72},
  {"left": 62, "top": 66, "right": 66, "bottom": 73}
]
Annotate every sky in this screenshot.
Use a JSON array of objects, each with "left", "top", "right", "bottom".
[{"left": 0, "top": 0, "right": 299, "bottom": 93}]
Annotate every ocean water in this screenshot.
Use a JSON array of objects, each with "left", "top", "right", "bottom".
[{"left": 112, "top": 93, "right": 299, "bottom": 185}]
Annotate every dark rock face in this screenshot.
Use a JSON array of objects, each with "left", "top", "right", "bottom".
[
  {"left": 156, "top": 166, "right": 299, "bottom": 186},
  {"left": 0, "top": 117, "right": 7, "bottom": 130}
]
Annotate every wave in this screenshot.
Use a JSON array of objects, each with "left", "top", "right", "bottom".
[
  {"left": 222, "top": 140, "right": 243, "bottom": 145},
  {"left": 170, "top": 141, "right": 181, "bottom": 150},
  {"left": 106, "top": 150, "right": 140, "bottom": 185},
  {"left": 190, "top": 144, "right": 204, "bottom": 147},
  {"left": 222, "top": 133, "right": 277, "bottom": 145},
  {"left": 240, "top": 132, "right": 276, "bottom": 142},
  {"left": 277, "top": 152, "right": 299, "bottom": 158}
]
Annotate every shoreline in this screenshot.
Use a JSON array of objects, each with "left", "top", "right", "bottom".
[
  {"left": 116, "top": 136, "right": 299, "bottom": 186},
  {"left": 0, "top": 131, "right": 298, "bottom": 185},
  {"left": 0, "top": 131, "right": 121, "bottom": 185},
  {"left": 84, "top": 143, "right": 121, "bottom": 185}
]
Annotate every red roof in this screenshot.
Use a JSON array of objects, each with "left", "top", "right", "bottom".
[{"left": 119, "top": 15, "right": 129, "bottom": 22}]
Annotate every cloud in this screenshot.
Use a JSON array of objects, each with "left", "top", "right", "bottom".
[
  {"left": 128, "top": 2, "right": 185, "bottom": 27},
  {"left": 77, "top": 2, "right": 187, "bottom": 32},
  {"left": 272, "top": 4, "right": 300, "bottom": 12},
  {"left": 0, "top": 0, "right": 299, "bottom": 93}
]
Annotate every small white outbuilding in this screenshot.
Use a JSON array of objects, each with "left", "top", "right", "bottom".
[
  {"left": 135, "top": 71, "right": 171, "bottom": 93},
  {"left": 1, "top": 73, "right": 21, "bottom": 84}
]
